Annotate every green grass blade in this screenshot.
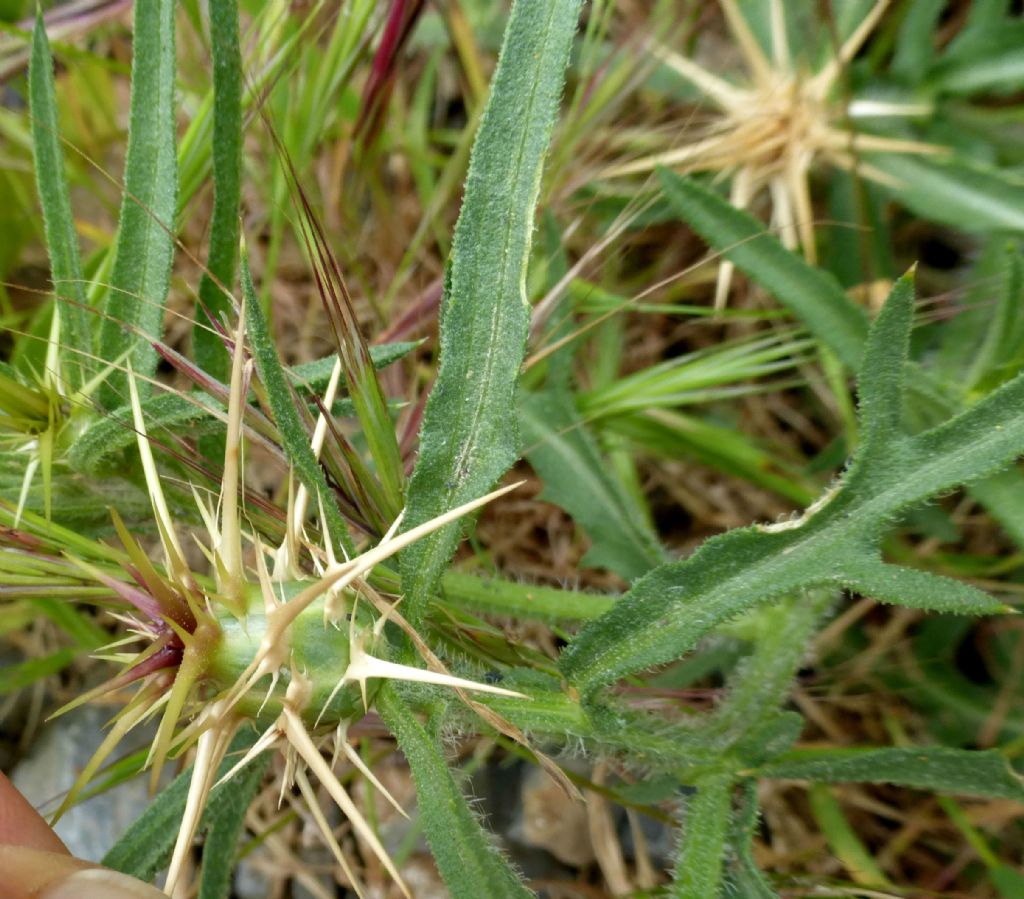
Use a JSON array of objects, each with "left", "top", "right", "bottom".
[
  {"left": 759, "top": 746, "right": 1024, "bottom": 801},
  {"left": 657, "top": 168, "right": 868, "bottom": 372},
  {"left": 400, "top": 0, "right": 583, "bottom": 623},
  {"left": 29, "top": 12, "right": 91, "bottom": 391},
  {"left": 193, "top": 0, "right": 242, "bottom": 385},
  {"left": 241, "top": 254, "right": 355, "bottom": 557},
  {"left": 376, "top": 684, "right": 533, "bottom": 899},
  {"left": 0, "top": 647, "right": 78, "bottom": 694},
  {"left": 807, "top": 784, "right": 891, "bottom": 888},
  {"left": 521, "top": 389, "right": 666, "bottom": 581},
  {"left": 97, "top": 0, "right": 178, "bottom": 410}
]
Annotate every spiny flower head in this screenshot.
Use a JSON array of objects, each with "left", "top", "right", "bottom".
[
  {"left": 4, "top": 299, "right": 530, "bottom": 898},
  {"left": 605, "top": 0, "right": 940, "bottom": 307}
]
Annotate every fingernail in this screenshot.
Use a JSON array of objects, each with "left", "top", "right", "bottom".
[{"left": 39, "top": 868, "right": 165, "bottom": 899}]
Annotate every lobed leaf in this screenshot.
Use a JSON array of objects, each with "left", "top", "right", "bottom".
[
  {"left": 97, "top": 0, "right": 179, "bottom": 410},
  {"left": 561, "top": 278, "right": 1020, "bottom": 696},
  {"left": 400, "top": 0, "right": 583, "bottom": 623}
]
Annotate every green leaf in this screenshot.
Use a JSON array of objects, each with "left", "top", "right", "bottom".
[
  {"left": 0, "top": 647, "right": 78, "bottom": 694},
  {"left": 29, "top": 11, "right": 91, "bottom": 391},
  {"left": 807, "top": 784, "right": 891, "bottom": 887},
  {"left": 657, "top": 168, "right": 869, "bottom": 371},
  {"left": 193, "top": 0, "right": 243, "bottom": 385},
  {"left": 400, "top": 0, "right": 583, "bottom": 622},
  {"left": 671, "top": 774, "right": 734, "bottom": 898},
  {"left": 931, "top": 23, "right": 1024, "bottom": 95},
  {"left": 892, "top": 0, "right": 945, "bottom": 80},
  {"left": 560, "top": 278, "right": 1019, "bottom": 696},
  {"left": 376, "top": 684, "right": 533, "bottom": 899},
  {"left": 97, "top": 0, "right": 178, "bottom": 409},
  {"left": 103, "top": 729, "right": 267, "bottom": 883},
  {"left": 758, "top": 746, "right": 1024, "bottom": 801},
  {"left": 708, "top": 593, "right": 833, "bottom": 746},
  {"left": 288, "top": 341, "right": 421, "bottom": 393},
  {"left": 438, "top": 570, "right": 616, "bottom": 622},
  {"left": 68, "top": 391, "right": 218, "bottom": 474},
  {"left": 868, "top": 153, "right": 1024, "bottom": 234},
  {"left": 198, "top": 747, "right": 271, "bottom": 899},
  {"left": 722, "top": 780, "right": 779, "bottom": 898},
  {"left": 101, "top": 758, "right": 192, "bottom": 881},
  {"left": 838, "top": 559, "right": 1009, "bottom": 615},
  {"left": 241, "top": 254, "right": 355, "bottom": 557},
  {"left": 854, "top": 273, "right": 914, "bottom": 457},
  {"left": 521, "top": 389, "right": 666, "bottom": 580}
]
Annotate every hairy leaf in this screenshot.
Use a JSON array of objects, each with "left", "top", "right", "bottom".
[
  {"left": 103, "top": 730, "right": 266, "bottom": 882},
  {"left": 97, "top": 0, "right": 178, "bottom": 409},
  {"left": 721, "top": 780, "right": 779, "bottom": 898},
  {"left": 193, "top": 0, "right": 243, "bottom": 385},
  {"left": 671, "top": 774, "right": 734, "bottom": 898},
  {"left": 242, "top": 255, "right": 355, "bottom": 556},
  {"left": 198, "top": 748, "right": 271, "bottom": 899},
  {"left": 29, "top": 12, "right": 91, "bottom": 390},
  {"left": 561, "top": 276, "right": 1019, "bottom": 695},
  {"left": 759, "top": 746, "right": 1024, "bottom": 801},
  {"left": 376, "top": 684, "right": 533, "bottom": 899},
  {"left": 401, "top": 0, "right": 582, "bottom": 622}
]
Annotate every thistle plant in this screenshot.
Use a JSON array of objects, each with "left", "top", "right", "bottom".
[{"left": 3, "top": 2, "right": 1024, "bottom": 898}]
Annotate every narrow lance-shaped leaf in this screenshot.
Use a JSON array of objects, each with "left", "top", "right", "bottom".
[
  {"left": 657, "top": 167, "right": 869, "bottom": 372},
  {"left": 561, "top": 275, "right": 1020, "bottom": 696},
  {"left": 671, "top": 774, "right": 734, "bottom": 898},
  {"left": 757, "top": 746, "right": 1024, "bottom": 801},
  {"left": 521, "top": 390, "right": 666, "bottom": 581},
  {"left": 198, "top": 748, "right": 271, "bottom": 899},
  {"left": 241, "top": 254, "right": 356, "bottom": 557},
  {"left": 29, "top": 12, "right": 91, "bottom": 391},
  {"left": 193, "top": 0, "right": 243, "bottom": 385},
  {"left": 721, "top": 780, "right": 780, "bottom": 898},
  {"left": 868, "top": 153, "right": 1024, "bottom": 235},
  {"left": 400, "top": 0, "right": 583, "bottom": 623},
  {"left": 266, "top": 115, "right": 405, "bottom": 520},
  {"left": 103, "top": 730, "right": 267, "bottom": 883},
  {"left": 376, "top": 684, "right": 533, "bottom": 899},
  {"left": 97, "top": 0, "right": 178, "bottom": 410}
]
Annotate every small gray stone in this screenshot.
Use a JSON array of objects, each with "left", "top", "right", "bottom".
[{"left": 11, "top": 703, "right": 169, "bottom": 862}]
